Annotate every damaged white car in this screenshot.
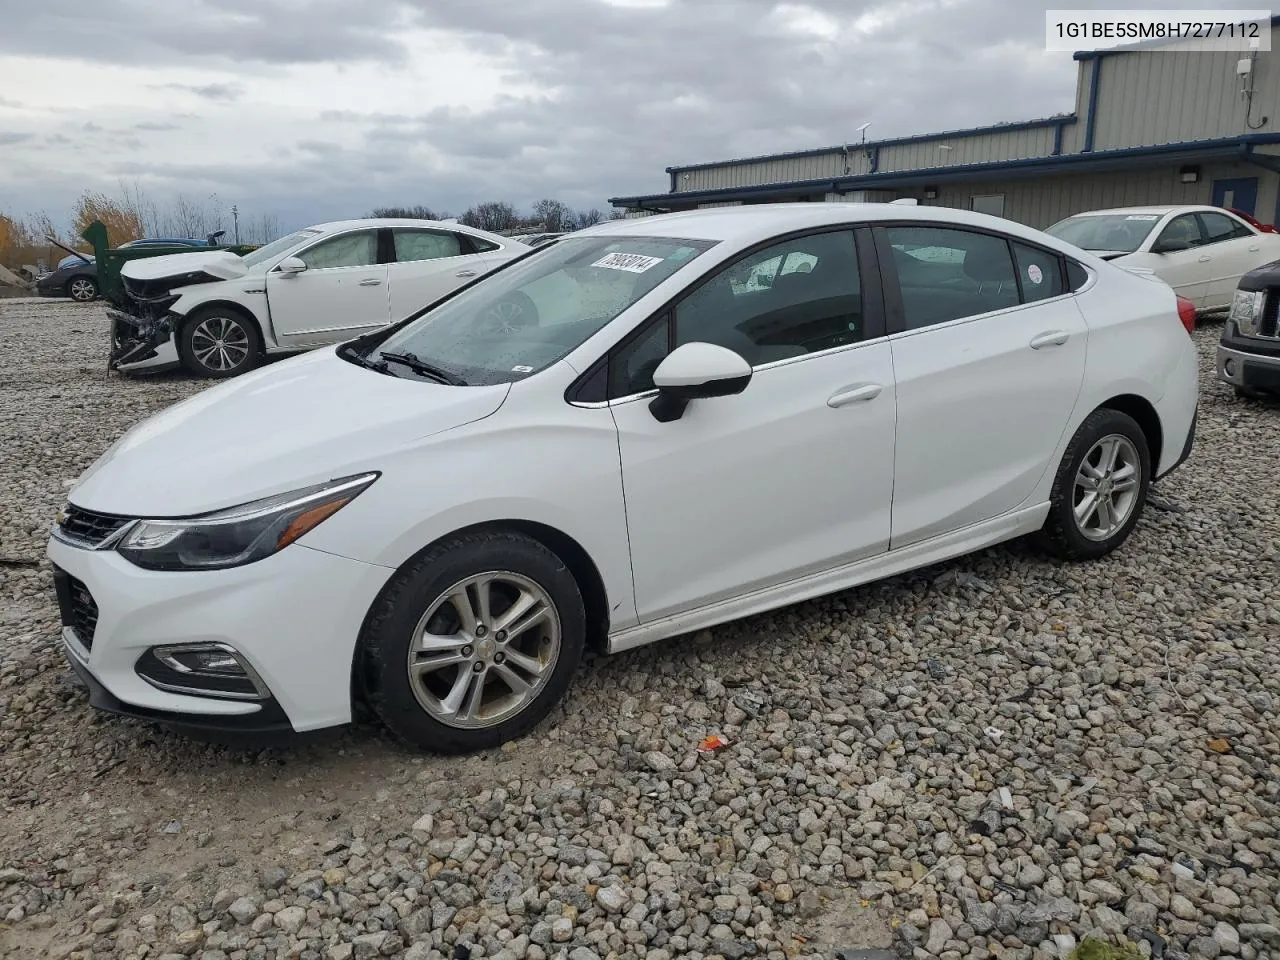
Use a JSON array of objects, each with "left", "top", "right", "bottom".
[{"left": 109, "top": 218, "right": 529, "bottom": 378}]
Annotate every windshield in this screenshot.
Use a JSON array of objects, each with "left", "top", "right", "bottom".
[
  {"left": 365, "top": 234, "right": 716, "bottom": 386},
  {"left": 240, "top": 229, "right": 322, "bottom": 268},
  {"left": 1044, "top": 213, "right": 1163, "bottom": 253}
]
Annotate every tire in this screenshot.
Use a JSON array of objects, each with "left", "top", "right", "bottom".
[
  {"left": 1035, "top": 408, "right": 1151, "bottom": 562},
  {"left": 66, "top": 276, "right": 97, "bottom": 302},
  {"left": 360, "top": 530, "right": 586, "bottom": 754},
  {"left": 177, "top": 307, "right": 262, "bottom": 378}
]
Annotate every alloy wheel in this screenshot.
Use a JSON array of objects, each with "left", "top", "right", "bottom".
[
  {"left": 69, "top": 278, "right": 96, "bottom": 301},
  {"left": 191, "top": 316, "right": 250, "bottom": 372},
  {"left": 1073, "top": 434, "right": 1141, "bottom": 541},
  {"left": 406, "top": 571, "right": 561, "bottom": 729}
]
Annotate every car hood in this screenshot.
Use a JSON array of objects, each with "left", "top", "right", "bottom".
[
  {"left": 68, "top": 348, "right": 511, "bottom": 517},
  {"left": 120, "top": 250, "right": 252, "bottom": 283}
]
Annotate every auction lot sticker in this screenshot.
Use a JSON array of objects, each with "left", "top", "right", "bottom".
[{"left": 592, "top": 252, "right": 664, "bottom": 273}]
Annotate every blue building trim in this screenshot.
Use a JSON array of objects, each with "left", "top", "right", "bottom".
[
  {"left": 611, "top": 134, "right": 1280, "bottom": 209},
  {"left": 868, "top": 147, "right": 879, "bottom": 173},
  {"left": 663, "top": 116, "right": 1078, "bottom": 175},
  {"left": 1053, "top": 122, "right": 1064, "bottom": 156},
  {"left": 1083, "top": 56, "right": 1102, "bottom": 153}
]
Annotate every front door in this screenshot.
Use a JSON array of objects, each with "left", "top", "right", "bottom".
[
  {"left": 1143, "top": 212, "right": 1217, "bottom": 306},
  {"left": 266, "top": 229, "right": 390, "bottom": 347},
  {"left": 875, "top": 224, "right": 1088, "bottom": 547},
  {"left": 609, "top": 228, "right": 898, "bottom": 622},
  {"left": 386, "top": 228, "right": 498, "bottom": 323},
  {"left": 1212, "top": 177, "right": 1259, "bottom": 216}
]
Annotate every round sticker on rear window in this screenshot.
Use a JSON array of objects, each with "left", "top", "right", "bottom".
[{"left": 1027, "top": 264, "right": 1043, "bottom": 285}]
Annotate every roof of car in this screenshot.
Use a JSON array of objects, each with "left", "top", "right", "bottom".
[
  {"left": 576, "top": 202, "right": 1058, "bottom": 245},
  {"left": 307, "top": 218, "right": 502, "bottom": 236},
  {"left": 1059, "top": 205, "right": 1226, "bottom": 217}
]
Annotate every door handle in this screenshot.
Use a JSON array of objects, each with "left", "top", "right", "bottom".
[
  {"left": 1198, "top": 255, "right": 1212, "bottom": 262},
  {"left": 1029, "top": 330, "right": 1069, "bottom": 350},
  {"left": 358, "top": 278, "right": 383, "bottom": 286},
  {"left": 827, "top": 383, "right": 882, "bottom": 408},
  {"left": 456, "top": 270, "right": 478, "bottom": 278}
]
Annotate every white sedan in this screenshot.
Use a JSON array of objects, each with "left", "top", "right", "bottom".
[
  {"left": 110, "top": 218, "right": 529, "bottom": 378},
  {"left": 1044, "top": 204, "right": 1280, "bottom": 313},
  {"left": 49, "top": 203, "right": 1199, "bottom": 753}
]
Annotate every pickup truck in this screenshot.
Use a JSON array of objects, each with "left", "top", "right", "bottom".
[
  {"left": 1217, "top": 260, "right": 1280, "bottom": 399},
  {"left": 110, "top": 217, "right": 527, "bottom": 378}
]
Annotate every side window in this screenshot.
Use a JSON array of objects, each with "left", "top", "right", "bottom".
[
  {"left": 1065, "top": 259, "right": 1090, "bottom": 291},
  {"left": 884, "top": 226, "right": 1019, "bottom": 330},
  {"left": 672, "top": 230, "right": 862, "bottom": 367},
  {"left": 608, "top": 315, "right": 670, "bottom": 398},
  {"left": 1199, "top": 212, "right": 1253, "bottom": 244},
  {"left": 1011, "top": 242, "right": 1063, "bottom": 302},
  {"left": 297, "top": 231, "right": 378, "bottom": 270},
  {"left": 1155, "top": 214, "right": 1203, "bottom": 250},
  {"left": 393, "top": 229, "right": 463, "bottom": 262},
  {"left": 467, "top": 236, "right": 502, "bottom": 253}
]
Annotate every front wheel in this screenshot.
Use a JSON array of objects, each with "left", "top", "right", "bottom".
[
  {"left": 178, "top": 308, "right": 261, "bottom": 378},
  {"left": 360, "top": 530, "right": 585, "bottom": 753},
  {"left": 1035, "top": 408, "right": 1150, "bottom": 561},
  {"left": 67, "top": 276, "right": 97, "bottom": 302}
]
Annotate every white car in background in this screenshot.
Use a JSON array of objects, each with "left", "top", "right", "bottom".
[
  {"left": 109, "top": 218, "right": 532, "bottom": 378},
  {"left": 51, "top": 203, "right": 1198, "bottom": 754},
  {"left": 1044, "top": 204, "right": 1280, "bottom": 313}
]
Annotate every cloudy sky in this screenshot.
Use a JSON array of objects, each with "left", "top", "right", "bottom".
[{"left": 0, "top": 0, "right": 1168, "bottom": 236}]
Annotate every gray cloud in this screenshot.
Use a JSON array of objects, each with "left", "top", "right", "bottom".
[
  {"left": 0, "top": 96, "right": 23, "bottom": 108},
  {"left": 160, "top": 82, "right": 245, "bottom": 102},
  {"left": 2, "top": 0, "right": 1187, "bottom": 230},
  {"left": 0, "top": 0, "right": 408, "bottom": 66},
  {"left": 0, "top": 131, "right": 33, "bottom": 145},
  {"left": 135, "top": 120, "right": 182, "bottom": 131}
]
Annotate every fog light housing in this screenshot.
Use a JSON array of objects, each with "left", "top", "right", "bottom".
[
  {"left": 136, "top": 643, "right": 270, "bottom": 701},
  {"left": 1226, "top": 358, "right": 1237, "bottom": 377}
]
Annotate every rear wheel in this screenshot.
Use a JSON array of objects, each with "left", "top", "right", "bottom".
[
  {"left": 360, "top": 530, "right": 585, "bottom": 753},
  {"left": 178, "top": 307, "right": 261, "bottom": 378},
  {"left": 67, "top": 276, "right": 97, "bottom": 302},
  {"left": 1035, "top": 408, "right": 1150, "bottom": 561}
]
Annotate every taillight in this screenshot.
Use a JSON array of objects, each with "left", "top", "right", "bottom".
[{"left": 1176, "top": 295, "right": 1196, "bottom": 334}]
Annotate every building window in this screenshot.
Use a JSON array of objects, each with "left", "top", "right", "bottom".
[{"left": 969, "top": 194, "right": 1006, "bottom": 218}]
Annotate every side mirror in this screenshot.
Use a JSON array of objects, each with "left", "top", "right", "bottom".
[
  {"left": 648, "top": 342, "right": 752, "bottom": 423},
  {"left": 1152, "top": 239, "right": 1190, "bottom": 254},
  {"left": 277, "top": 256, "right": 307, "bottom": 275}
]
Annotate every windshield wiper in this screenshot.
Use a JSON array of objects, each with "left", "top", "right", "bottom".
[{"left": 378, "top": 351, "right": 468, "bottom": 386}]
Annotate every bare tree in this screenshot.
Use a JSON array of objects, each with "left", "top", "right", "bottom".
[
  {"left": 531, "top": 199, "right": 575, "bottom": 232},
  {"left": 459, "top": 201, "right": 520, "bottom": 233},
  {"left": 575, "top": 208, "right": 605, "bottom": 229},
  {"left": 370, "top": 205, "right": 447, "bottom": 220}
]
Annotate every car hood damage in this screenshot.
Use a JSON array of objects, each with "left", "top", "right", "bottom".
[
  {"left": 121, "top": 250, "right": 250, "bottom": 284},
  {"left": 69, "top": 347, "right": 512, "bottom": 516}
]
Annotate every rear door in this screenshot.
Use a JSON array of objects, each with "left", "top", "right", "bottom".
[
  {"left": 876, "top": 223, "right": 1088, "bottom": 548},
  {"left": 386, "top": 228, "right": 497, "bottom": 322},
  {"left": 266, "top": 228, "right": 390, "bottom": 347}
]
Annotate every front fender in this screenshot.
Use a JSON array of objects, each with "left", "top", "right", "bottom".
[{"left": 170, "top": 283, "right": 271, "bottom": 339}]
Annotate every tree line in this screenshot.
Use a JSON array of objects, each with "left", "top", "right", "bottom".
[{"left": 369, "top": 199, "right": 624, "bottom": 234}]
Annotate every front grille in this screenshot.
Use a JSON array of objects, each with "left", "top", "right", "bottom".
[
  {"left": 57, "top": 504, "right": 132, "bottom": 548},
  {"left": 52, "top": 566, "right": 100, "bottom": 651},
  {"left": 1258, "top": 292, "right": 1280, "bottom": 339}
]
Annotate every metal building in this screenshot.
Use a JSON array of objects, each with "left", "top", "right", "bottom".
[{"left": 610, "top": 19, "right": 1280, "bottom": 229}]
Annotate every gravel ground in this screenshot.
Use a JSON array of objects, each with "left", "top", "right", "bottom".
[{"left": 1, "top": 298, "right": 1277, "bottom": 960}]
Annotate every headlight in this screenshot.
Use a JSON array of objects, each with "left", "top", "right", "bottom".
[
  {"left": 1230, "top": 289, "right": 1264, "bottom": 337},
  {"left": 117, "top": 473, "right": 378, "bottom": 571}
]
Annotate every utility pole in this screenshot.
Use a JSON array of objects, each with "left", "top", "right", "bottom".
[{"left": 232, "top": 205, "right": 240, "bottom": 245}]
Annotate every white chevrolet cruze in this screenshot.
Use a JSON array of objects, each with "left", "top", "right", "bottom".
[{"left": 48, "top": 203, "right": 1199, "bottom": 753}]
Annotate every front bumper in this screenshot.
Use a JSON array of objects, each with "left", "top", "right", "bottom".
[
  {"left": 108, "top": 306, "right": 182, "bottom": 372},
  {"left": 1217, "top": 343, "right": 1280, "bottom": 395},
  {"left": 47, "top": 534, "right": 394, "bottom": 735}
]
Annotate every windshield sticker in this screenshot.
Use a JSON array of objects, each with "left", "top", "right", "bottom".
[
  {"left": 1027, "top": 263, "right": 1043, "bottom": 285},
  {"left": 591, "top": 252, "right": 665, "bottom": 273},
  {"left": 1125, "top": 215, "right": 1160, "bottom": 221},
  {"left": 512, "top": 365, "right": 534, "bottom": 373}
]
